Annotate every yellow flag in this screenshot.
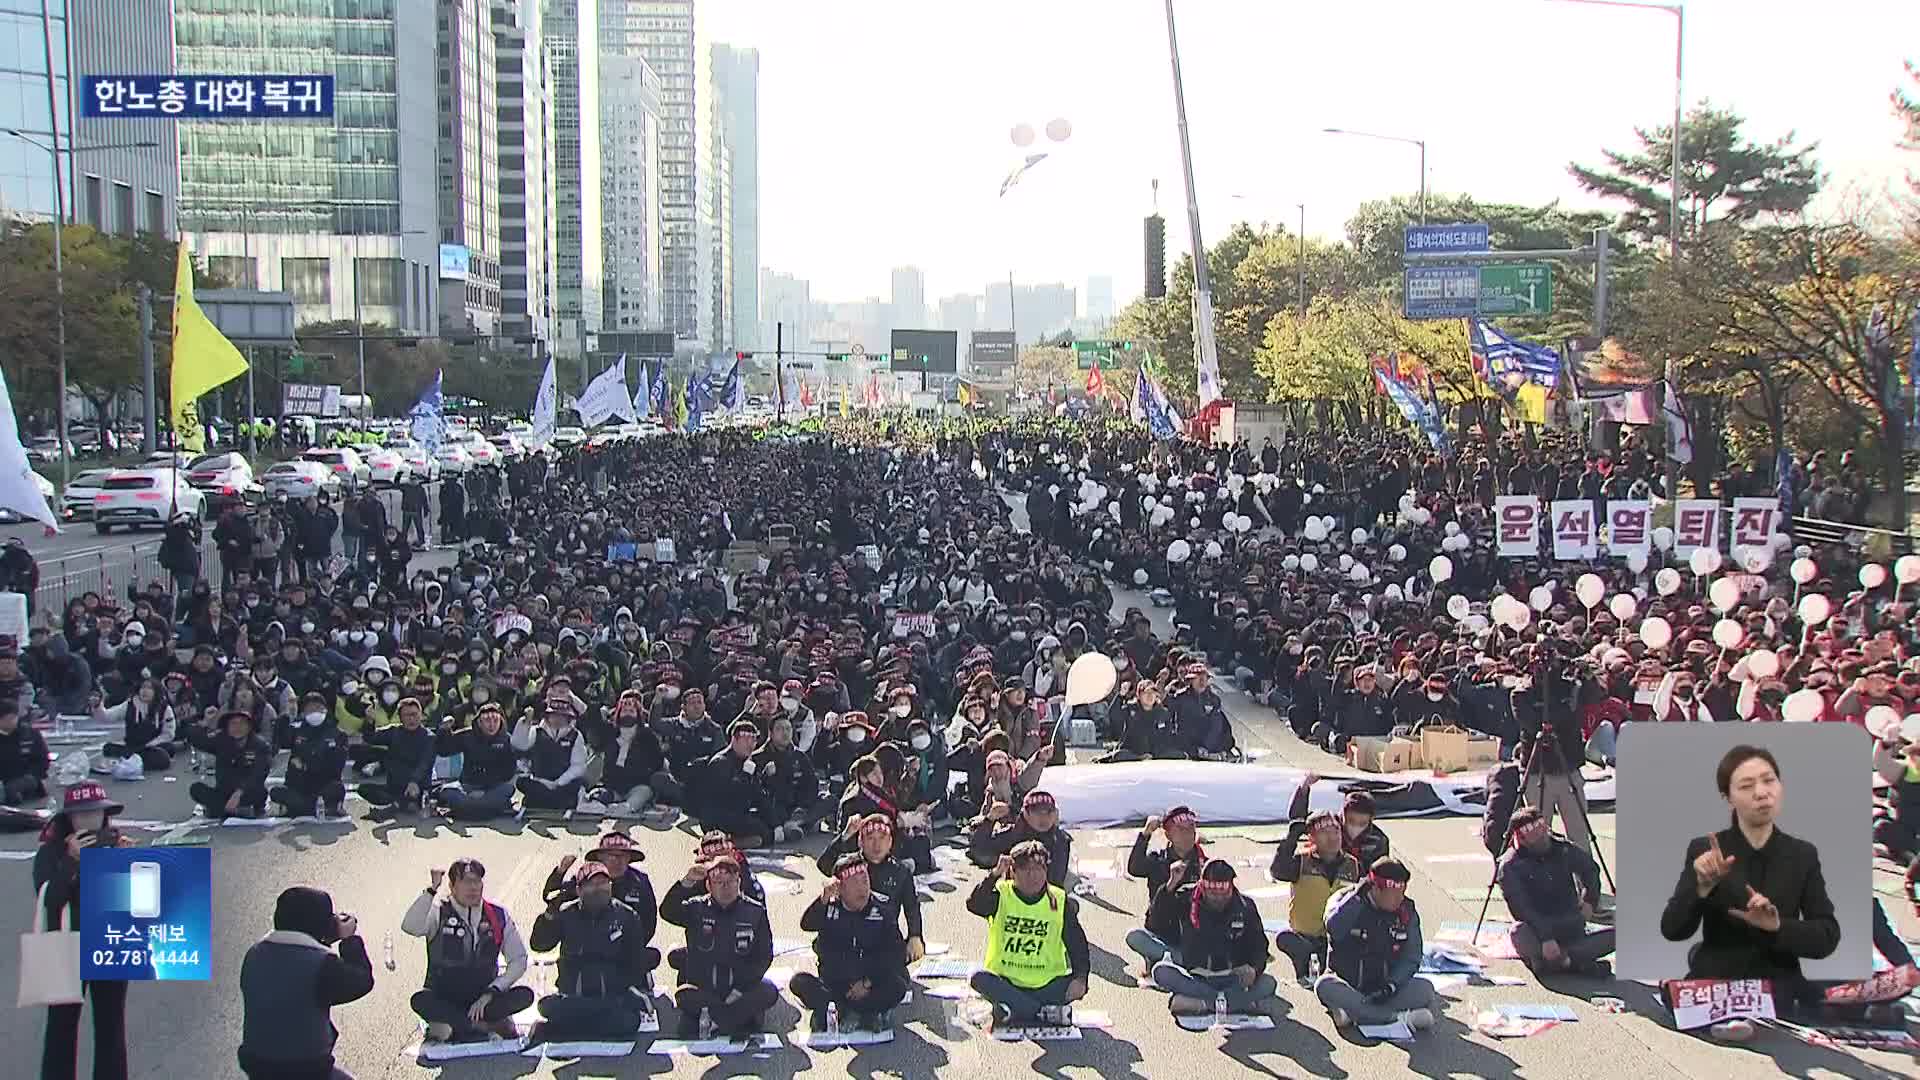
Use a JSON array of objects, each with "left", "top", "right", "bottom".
[
  {"left": 1513, "top": 383, "right": 1549, "bottom": 425},
  {"left": 838, "top": 385, "right": 850, "bottom": 419},
  {"left": 170, "top": 243, "right": 249, "bottom": 452}
]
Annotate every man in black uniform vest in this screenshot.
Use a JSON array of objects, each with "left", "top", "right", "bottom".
[
  {"left": 660, "top": 850, "right": 779, "bottom": 1038},
  {"left": 400, "top": 858, "right": 535, "bottom": 1042},
  {"left": 528, "top": 860, "right": 658, "bottom": 1039}
]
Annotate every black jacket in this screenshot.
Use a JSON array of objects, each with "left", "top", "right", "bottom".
[
  {"left": 659, "top": 887, "right": 775, "bottom": 997},
  {"left": 1660, "top": 824, "right": 1840, "bottom": 982},
  {"left": 1497, "top": 838, "right": 1601, "bottom": 943},
  {"left": 284, "top": 723, "right": 349, "bottom": 792},
  {"left": 237, "top": 931, "right": 375, "bottom": 1080},
  {"left": 1510, "top": 672, "right": 1584, "bottom": 775},
  {"left": 968, "top": 820, "right": 1072, "bottom": 887},
  {"left": 813, "top": 844, "right": 923, "bottom": 939},
  {"left": 698, "top": 747, "right": 768, "bottom": 817},
  {"left": 529, "top": 897, "right": 654, "bottom": 998},
  {"left": 1325, "top": 882, "right": 1423, "bottom": 995},
  {"left": 0, "top": 720, "right": 49, "bottom": 783},
  {"left": 541, "top": 867, "right": 657, "bottom": 949},
  {"left": 658, "top": 715, "right": 726, "bottom": 776},
  {"left": 1158, "top": 885, "right": 1269, "bottom": 976},
  {"left": 1127, "top": 831, "right": 1206, "bottom": 907},
  {"left": 188, "top": 728, "right": 273, "bottom": 792},
  {"left": 753, "top": 741, "right": 821, "bottom": 813},
  {"left": 370, "top": 723, "right": 436, "bottom": 786},
  {"left": 800, "top": 894, "right": 906, "bottom": 986}
]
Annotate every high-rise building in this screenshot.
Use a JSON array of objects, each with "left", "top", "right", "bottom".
[
  {"left": 759, "top": 268, "right": 809, "bottom": 351},
  {"left": 175, "top": 0, "right": 438, "bottom": 332},
  {"left": 890, "top": 266, "right": 926, "bottom": 328},
  {"left": 984, "top": 281, "right": 1077, "bottom": 342},
  {"left": 602, "top": 0, "right": 705, "bottom": 344},
  {"left": 708, "top": 107, "right": 731, "bottom": 347},
  {"left": 493, "top": 0, "right": 557, "bottom": 352},
  {"left": 711, "top": 44, "right": 757, "bottom": 348},
  {"left": 438, "top": 0, "right": 501, "bottom": 336},
  {"left": 1, "top": 0, "right": 180, "bottom": 235},
  {"left": 1086, "top": 274, "right": 1115, "bottom": 321},
  {"left": 598, "top": 54, "right": 663, "bottom": 333},
  {"left": 545, "top": 0, "right": 603, "bottom": 367},
  {"left": 937, "top": 293, "right": 981, "bottom": 340}
]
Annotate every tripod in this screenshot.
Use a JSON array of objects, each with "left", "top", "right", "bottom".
[{"left": 1470, "top": 663, "right": 1616, "bottom": 944}]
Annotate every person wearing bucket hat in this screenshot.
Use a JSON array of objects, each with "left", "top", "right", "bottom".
[
  {"left": 237, "top": 885, "right": 372, "bottom": 1080},
  {"left": 543, "top": 832, "right": 659, "bottom": 952},
  {"left": 1149, "top": 858, "right": 1279, "bottom": 1018},
  {"left": 186, "top": 709, "right": 272, "bottom": 818},
  {"left": 35, "top": 781, "right": 131, "bottom": 1080}
]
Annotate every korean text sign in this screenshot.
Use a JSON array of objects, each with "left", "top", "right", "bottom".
[
  {"left": 79, "top": 848, "right": 212, "bottom": 981},
  {"left": 82, "top": 75, "right": 333, "bottom": 119}
]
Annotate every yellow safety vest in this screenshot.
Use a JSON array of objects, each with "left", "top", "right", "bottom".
[{"left": 985, "top": 879, "right": 1069, "bottom": 989}]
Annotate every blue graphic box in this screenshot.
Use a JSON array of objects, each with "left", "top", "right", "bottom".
[{"left": 79, "top": 848, "right": 212, "bottom": 981}]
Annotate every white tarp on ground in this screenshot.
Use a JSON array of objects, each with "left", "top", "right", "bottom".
[{"left": 1040, "top": 761, "right": 1616, "bottom": 829}]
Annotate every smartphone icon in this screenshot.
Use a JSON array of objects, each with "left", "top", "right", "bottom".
[{"left": 128, "top": 862, "right": 162, "bottom": 920}]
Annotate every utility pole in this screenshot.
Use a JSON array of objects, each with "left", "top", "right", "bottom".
[
  {"left": 1296, "top": 204, "right": 1307, "bottom": 318},
  {"left": 775, "top": 320, "right": 785, "bottom": 422},
  {"left": 1163, "top": 0, "right": 1221, "bottom": 406},
  {"left": 138, "top": 285, "right": 156, "bottom": 453}
]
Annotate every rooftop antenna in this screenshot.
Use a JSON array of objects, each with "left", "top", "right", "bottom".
[{"left": 1151, "top": 178, "right": 1159, "bottom": 213}]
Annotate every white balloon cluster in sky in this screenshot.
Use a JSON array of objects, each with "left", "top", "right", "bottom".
[{"left": 1011, "top": 119, "right": 1073, "bottom": 146}]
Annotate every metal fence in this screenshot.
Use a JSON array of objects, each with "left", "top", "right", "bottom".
[
  {"left": 29, "top": 537, "right": 217, "bottom": 620},
  {"left": 1790, "top": 515, "right": 1917, "bottom": 555}
]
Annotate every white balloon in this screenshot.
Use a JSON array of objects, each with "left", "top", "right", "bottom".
[
  {"left": 1639, "top": 615, "right": 1673, "bottom": 650},
  {"left": 1747, "top": 649, "right": 1780, "bottom": 679},
  {"left": 1798, "top": 593, "right": 1832, "bottom": 626},
  {"left": 1388, "top": 544, "right": 1406, "bottom": 563},
  {"left": 1651, "top": 526, "right": 1675, "bottom": 552},
  {"left": 1191, "top": 516, "right": 1202, "bottom": 529},
  {"left": 1283, "top": 555, "right": 1300, "bottom": 571},
  {"left": 1790, "top": 557, "right": 1818, "bottom": 585},
  {"left": 1861, "top": 563, "right": 1888, "bottom": 589},
  {"left": 1313, "top": 484, "right": 1326, "bottom": 494},
  {"left": 1045, "top": 117, "right": 1073, "bottom": 142},
  {"left": 1205, "top": 540, "right": 1224, "bottom": 559},
  {"left": 1609, "top": 593, "right": 1638, "bottom": 621},
  {"left": 1399, "top": 494, "right": 1417, "bottom": 511},
  {"left": 1865, "top": 704, "right": 1903, "bottom": 739},
  {"left": 1430, "top": 555, "right": 1453, "bottom": 583},
  {"left": 1301, "top": 553, "right": 1320, "bottom": 573},
  {"left": 1903, "top": 715, "right": 1920, "bottom": 742},
  {"left": 1530, "top": 586, "right": 1553, "bottom": 612},
  {"left": 1167, "top": 540, "right": 1191, "bottom": 563},
  {"left": 1740, "top": 546, "right": 1771, "bottom": 574},
  {"left": 1302, "top": 492, "right": 1313, "bottom": 506},
  {"left": 1689, "top": 547, "right": 1722, "bottom": 576},
  {"left": 1011, "top": 122, "right": 1035, "bottom": 147},
  {"left": 1447, "top": 595, "right": 1470, "bottom": 621},
  {"left": 1134, "top": 569, "right": 1149, "bottom": 585},
  {"left": 1626, "top": 550, "right": 1649, "bottom": 574},
  {"left": 1575, "top": 573, "right": 1605, "bottom": 609},
  {"left": 1385, "top": 584, "right": 1404, "bottom": 601},
  {"left": 1304, "top": 520, "right": 1327, "bottom": 543},
  {"left": 1897, "top": 555, "right": 1920, "bottom": 585},
  {"left": 1234, "top": 516, "right": 1253, "bottom": 534},
  {"left": 1445, "top": 521, "right": 1461, "bottom": 537},
  {"left": 1143, "top": 495, "right": 1158, "bottom": 511},
  {"left": 1467, "top": 614, "right": 1490, "bottom": 634},
  {"left": 1709, "top": 577, "right": 1742, "bottom": 614},
  {"left": 1781, "top": 688, "right": 1825, "bottom": 723},
  {"left": 1655, "top": 567, "right": 1683, "bottom": 596},
  {"left": 1351, "top": 528, "right": 1370, "bottom": 545},
  {"left": 1712, "top": 619, "right": 1745, "bottom": 650},
  {"left": 1505, "top": 601, "right": 1532, "bottom": 630},
  {"left": 1339, "top": 554, "right": 1355, "bottom": 572},
  {"left": 1350, "top": 564, "right": 1369, "bottom": 583}
]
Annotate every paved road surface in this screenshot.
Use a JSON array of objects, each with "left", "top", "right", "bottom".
[{"left": 0, "top": 494, "right": 1910, "bottom": 1078}]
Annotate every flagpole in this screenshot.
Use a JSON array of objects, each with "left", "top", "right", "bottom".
[{"left": 1164, "top": 0, "right": 1221, "bottom": 406}]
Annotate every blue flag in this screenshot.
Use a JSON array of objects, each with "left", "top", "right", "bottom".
[
  {"left": 721, "top": 361, "right": 744, "bottom": 412},
  {"left": 1382, "top": 372, "right": 1448, "bottom": 452},
  {"left": 408, "top": 368, "right": 445, "bottom": 451},
  {"left": 1129, "top": 366, "right": 1182, "bottom": 440},
  {"left": 687, "top": 373, "right": 706, "bottom": 432},
  {"left": 650, "top": 361, "right": 669, "bottom": 419}
]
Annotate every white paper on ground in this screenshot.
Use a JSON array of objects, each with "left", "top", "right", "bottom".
[
  {"left": 1484, "top": 975, "right": 1528, "bottom": 986},
  {"left": 654, "top": 1033, "right": 779, "bottom": 1055},
  {"left": 220, "top": 816, "right": 290, "bottom": 827},
  {"left": 914, "top": 958, "right": 977, "bottom": 979},
  {"left": 1498, "top": 1003, "right": 1578, "bottom": 1021},
  {"left": 413, "top": 1036, "right": 528, "bottom": 1060},
  {"left": 796, "top": 1028, "right": 896, "bottom": 1048},
  {"left": 771, "top": 937, "right": 810, "bottom": 957},
  {"left": 923, "top": 941, "right": 951, "bottom": 956},
  {"left": 1070, "top": 1009, "right": 1113, "bottom": 1028},
  {"left": 1176, "top": 1014, "right": 1274, "bottom": 1031},
  {"left": 922, "top": 983, "right": 975, "bottom": 999},
  {"left": 992, "top": 1025, "right": 1081, "bottom": 1041},
  {"left": 0, "top": 849, "right": 37, "bottom": 860},
  {"left": 1358, "top": 1019, "right": 1415, "bottom": 1040},
  {"left": 519, "top": 1040, "right": 636, "bottom": 1057}
]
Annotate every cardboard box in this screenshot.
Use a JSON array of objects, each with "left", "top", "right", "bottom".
[
  {"left": 1462, "top": 738, "right": 1500, "bottom": 770},
  {"left": 1351, "top": 736, "right": 1422, "bottom": 774}
]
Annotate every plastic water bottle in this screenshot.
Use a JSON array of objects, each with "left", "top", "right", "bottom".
[
  {"left": 698, "top": 1007, "right": 715, "bottom": 1041},
  {"left": 382, "top": 930, "right": 395, "bottom": 971},
  {"left": 1214, "top": 991, "right": 1228, "bottom": 1029},
  {"left": 1309, "top": 954, "right": 1322, "bottom": 980},
  {"left": 825, "top": 1002, "right": 840, "bottom": 1038}
]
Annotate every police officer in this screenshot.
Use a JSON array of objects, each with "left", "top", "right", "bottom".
[
  {"left": 527, "top": 861, "right": 658, "bottom": 1038},
  {"left": 791, "top": 853, "right": 910, "bottom": 1032},
  {"left": 659, "top": 851, "right": 779, "bottom": 1039},
  {"left": 400, "top": 858, "right": 535, "bottom": 1043},
  {"left": 270, "top": 691, "right": 349, "bottom": 818}
]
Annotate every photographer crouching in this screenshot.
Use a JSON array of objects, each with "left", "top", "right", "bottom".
[
  {"left": 1508, "top": 639, "right": 1596, "bottom": 860},
  {"left": 238, "top": 886, "right": 375, "bottom": 1080}
]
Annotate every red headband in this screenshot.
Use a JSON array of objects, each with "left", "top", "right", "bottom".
[
  {"left": 836, "top": 862, "right": 870, "bottom": 883},
  {"left": 1367, "top": 872, "right": 1406, "bottom": 891},
  {"left": 1166, "top": 811, "right": 1198, "bottom": 829}
]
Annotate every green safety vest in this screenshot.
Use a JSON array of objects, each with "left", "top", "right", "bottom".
[{"left": 985, "top": 879, "right": 1069, "bottom": 989}]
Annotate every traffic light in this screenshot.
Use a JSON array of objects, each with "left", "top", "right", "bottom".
[
  {"left": 736, "top": 351, "right": 754, "bottom": 361},
  {"left": 919, "top": 354, "right": 930, "bottom": 366},
  {"left": 1144, "top": 214, "right": 1166, "bottom": 299}
]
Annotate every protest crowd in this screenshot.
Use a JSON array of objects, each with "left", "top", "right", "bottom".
[{"left": 7, "top": 411, "right": 1920, "bottom": 1078}]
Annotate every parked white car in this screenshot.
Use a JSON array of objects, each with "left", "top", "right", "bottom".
[
  {"left": 184, "top": 451, "right": 261, "bottom": 510},
  {"left": 395, "top": 443, "right": 441, "bottom": 483},
  {"left": 298, "top": 447, "right": 371, "bottom": 487},
  {"left": 262, "top": 460, "right": 341, "bottom": 500},
  {"left": 141, "top": 451, "right": 196, "bottom": 471},
  {"left": 553, "top": 426, "right": 587, "bottom": 448},
  {"left": 58, "top": 468, "right": 113, "bottom": 521},
  {"left": 434, "top": 443, "right": 473, "bottom": 475},
  {"left": 488, "top": 433, "right": 526, "bottom": 460},
  {"left": 91, "top": 470, "right": 203, "bottom": 533},
  {"left": 364, "top": 447, "right": 411, "bottom": 486}
]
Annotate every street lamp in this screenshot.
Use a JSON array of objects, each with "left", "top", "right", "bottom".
[
  {"left": 1547, "top": 0, "right": 1684, "bottom": 262},
  {"left": 2, "top": 129, "right": 161, "bottom": 486},
  {"left": 1321, "top": 127, "right": 1428, "bottom": 224},
  {"left": 353, "top": 228, "right": 429, "bottom": 427}
]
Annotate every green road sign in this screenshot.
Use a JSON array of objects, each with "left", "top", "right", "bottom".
[
  {"left": 1476, "top": 263, "right": 1554, "bottom": 317},
  {"left": 1075, "top": 340, "right": 1130, "bottom": 369}
]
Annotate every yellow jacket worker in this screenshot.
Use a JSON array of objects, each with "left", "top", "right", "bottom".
[{"left": 966, "top": 839, "right": 1089, "bottom": 1029}]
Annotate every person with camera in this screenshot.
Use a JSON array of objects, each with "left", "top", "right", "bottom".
[
  {"left": 237, "top": 885, "right": 374, "bottom": 1080},
  {"left": 1509, "top": 640, "right": 1595, "bottom": 858},
  {"left": 34, "top": 782, "right": 133, "bottom": 1080},
  {"left": 401, "top": 859, "right": 535, "bottom": 1043}
]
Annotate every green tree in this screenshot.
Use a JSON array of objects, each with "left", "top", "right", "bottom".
[
  {"left": 1569, "top": 103, "right": 1823, "bottom": 249},
  {"left": 293, "top": 321, "right": 447, "bottom": 416}
]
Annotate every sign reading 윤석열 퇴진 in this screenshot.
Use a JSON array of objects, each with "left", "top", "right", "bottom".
[{"left": 82, "top": 75, "right": 333, "bottom": 119}]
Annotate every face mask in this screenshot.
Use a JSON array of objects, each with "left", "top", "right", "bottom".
[
  {"left": 779, "top": 695, "right": 799, "bottom": 712},
  {"left": 1427, "top": 692, "right": 1444, "bottom": 703},
  {"left": 946, "top": 622, "right": 960, "bottom": 635},
  {"left": 662, "top": 686, "right": 681, "bottom": 700},
  {"left": 246, "top": 597, "right": 260, "bottom": 608},
  {"left": 370, "top": 620, "right": 386, "bottom": 631},
  {"left": 910, "top": 734, "right": 931, "bottom": 751},
  {"left": 381, "top": 689, "right": 400, "bottom": 706},
  {"left": 303, "top": 710, "right": 326, "bottom": 725},
  {"left": 301, "top": 621, "right": 316, "bottom": 634},
  {"left": 891, "top": 703, "right": 911, "bottom": 718},
  {"left": 472, "top": 690, "right": 490, "bottom": 704},
  {"left": 845, "top": 727, "right": 867, "bottom": 744},
  {"left": 1011, "top": 631, "right": 1028, "bottom": 643},
  {"left": 815, "top": 593, "right": 828, "bottom": 603}
]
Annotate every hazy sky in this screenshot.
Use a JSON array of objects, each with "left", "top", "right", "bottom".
[{"left": 704, "top": 0, "right": 1920, "bottom": 309}]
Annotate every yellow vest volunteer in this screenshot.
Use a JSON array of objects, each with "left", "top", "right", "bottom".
[{"left": 985, "top": 879, "right": 1070, "bottom": 989}]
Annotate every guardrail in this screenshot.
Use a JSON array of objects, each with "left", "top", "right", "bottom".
[
  {"left": 1789, "top": 515, "right": 1917, "bottom": 555},
  {"left": 30, "top": 537, "right": 217, "bottom": 619}
]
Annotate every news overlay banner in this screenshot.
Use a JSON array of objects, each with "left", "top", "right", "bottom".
[
  {"left": 82, "top": 75, "right": 333, "bottom": 119},
  {"left": 79, "top": 848, "right": 211, "bottom": 981}
]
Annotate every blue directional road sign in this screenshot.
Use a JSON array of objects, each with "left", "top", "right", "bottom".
[
  {"left": 1403, "top": 266, "right": 1482, "bottom": 319},
  {"left": 1403, "top": 223, "right": 1490, "bottom": 257}
]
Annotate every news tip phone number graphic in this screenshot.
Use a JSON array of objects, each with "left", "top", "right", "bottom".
[{"left": 80, "top": 848, "right": 213, "bottom": 981}]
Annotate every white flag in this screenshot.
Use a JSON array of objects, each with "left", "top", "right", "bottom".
[
  {"left": 1663, "top": 384, "right": 1694, "bottom": 465},
  {"left": 1193, "top": 288, "right": 1222, "bottom": 407},
  {"left": 530, "top": 355, "right": 558, "bottom": 445},
  {"left": 635, "top": 360, "right": 653, "bottom": 420},
  {"left": 576, "top": 356, "right": 636, "bottom": 427},
  {"left": 0, "top": 363, "right": 56, "bottom": 531}
]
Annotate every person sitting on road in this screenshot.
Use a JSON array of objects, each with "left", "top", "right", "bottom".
[
  {"left": 401, "top": 858, "right": 536, "bottom": 1044},
  {"left": 1168, "top": 661, "right": 1238, "bottom": 759},
  {"left": 429, "top": 702, "right": 519, "bottom": 821},
  {"left": 581, "top": 689, "right": 666, "bottom": 816},
  {"left": 94, "top": 678, "right": 176, "bottom": 772},
  {"left": 1124, "top": 805, "right": 1207, "bottom": 968},
  {"left": 791, "top": 853, "right": 911, "bottom": 1033},
  {"left": 512, "top": 701, "right": 590, "bottom": 813},
  {"left": 541, "top": 833, "right": 660, "bottom": 987},
  {"left": 1314, "top": 857, "right": 1436, "bottom": 1034},
  {"left": 0, "top": 697, "right": 50, "bottom": 807},
  {"left": 659, "top": 850, "right": 780, "bottom": 1039},
  {"left": 1497, "top": 807, "right": 1613, "bottom": 978},
  {"left": 692, "top": 719, "right": 776, "bottom": 847},
  {"left": 815, "top": 813, "right": 927, "bottom": 965},
  {"left": 187, "top": 709, "right": 272, "bottom": 818},
  {"left": 968, "top": 789, "right": 1072, "bottom": 886},
  {"left": 1328, "top": 787, "right": 1390, "bottom": 870},
  {"left": 1149, "top": 858, "right": 1279, "bottom": 1019},
  {"left": 526, "top": 857, "right": 658, "bottom": 1037},
  {"left": 754, "top": 711, "right": 824, "bottom": 843},
  {"left": 270, "top": 691, "right": 349, "bottom": 819},
  {"left": 357, "top": 697, "right": 437, "bottom": 814},
  {"left": 966, "top": 840, "right": 1090, "bottom": 1030},
  {"left": 1270, "top": 804, "right": 1361, "bottom": 985}
]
